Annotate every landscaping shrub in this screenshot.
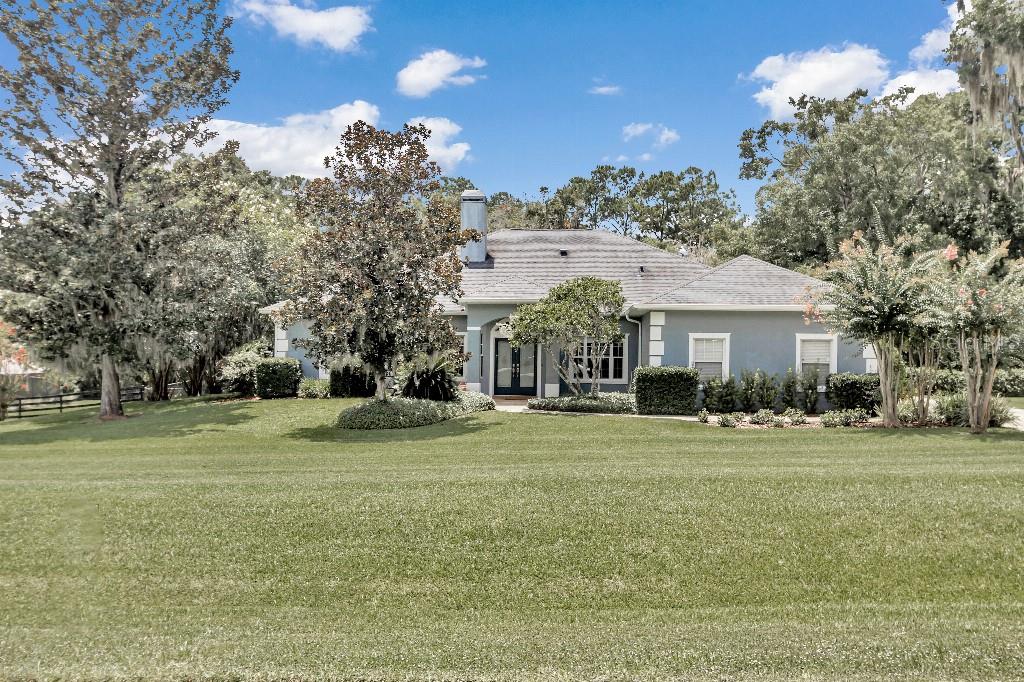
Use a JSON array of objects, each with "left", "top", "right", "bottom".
[
  {"left": 697, "top": 408, "right": 710, "bottom": 423},
  {"left": 995, "top": 369, "right": 1024, "bottom": 396},
  {"left": 528, "top": 393, "right": 636, "bottom": 414},
  {"left": 718, "top": 411, "right": 744, "bottom": 428},
  {"left": 329, "top": 364, "right": 376, "bottom": 398},
  {"left": 702, "top": 374, "right": 739, "bottom": 413},
  {"left": 770, "top": 415, "right": 787, "bottom": 428},
  {"left": 933, "top": 392, "right": 1013, "bottom": 427},
  {"left": 827, "top": 373, "right": 881, "bottom": 411},
  {"left": 749, "top": 408, "right": 774, "bottom": 425},
  {"left": 739, "top": 369, "right": 759, "bottom": 412},
  {"left": 799, "top": 369, "right": 822, "bottom": 414},
  {"left": 754, "top": 371, "right": 780, "bottom": 412},
  {"left": 254, "top": 357, "right": 302, "bottom": 399},
  {"left": 634, "top": 365, "right": 700, "bottom": 415},
  {"left": 904, "top": 368, "right": 1024, "bottom": 397},
  {"left": 402, "top": 360, "right": 457, "bottom": 401},
  {"left": 782, "top": 407, "right": 807, "bottom": 425},
  {"left": 298, "top": 377, "right": 331, "bottom": 399},
  {"left": 821, "top": 408, "right": 870, "bottom": 428},
  {"left": 217, "top": 341, "right": 267, "bottom": 395},
  {"left": 780, "top": 368, "right": 800, "bottom": 409},
  {"left": 336, "top": 391, "right": 495, "bottom": 430}
]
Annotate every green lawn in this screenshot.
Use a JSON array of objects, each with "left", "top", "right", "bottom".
[
  {"left": 1008, "top": 396, "right": 1024, "bottom": 409},
  {"left": 1, "top": 399, "right": 1023, "bottom": 681}
]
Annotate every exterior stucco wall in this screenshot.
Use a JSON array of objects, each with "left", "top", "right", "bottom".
[
  {"left": 277, "top": 319, "right": 321, "bottom": 378},
  {"left": 654, "top": 310, "right": 867, "bottom": 376}
]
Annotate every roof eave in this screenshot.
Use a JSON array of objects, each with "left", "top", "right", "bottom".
[{"left": 629, "top": 303, "right": 834, "bottom": 312}]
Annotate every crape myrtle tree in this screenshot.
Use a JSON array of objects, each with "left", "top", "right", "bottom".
[
  {"left": 806, "top": 232, "right": 933, "bottom": 427},
  {"left": 280, "top": 121, "right": 467, "bottom": 401},
  {"left": 509, "top": 277, "right": 625, "bottom": 396},
  {"left": 0, "top": 0, "right": 237, "bottom": 418},
  {"left": 930, "top": 241, "right": 1024, "bottom": 434}
]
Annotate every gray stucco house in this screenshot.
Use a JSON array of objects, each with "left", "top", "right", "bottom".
[{"left": 270, "top": 190, "right": 870, "bottom": 397}]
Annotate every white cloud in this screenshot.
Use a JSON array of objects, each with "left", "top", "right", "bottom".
[
  {"left": 237, "top": 0, "right": 371, "bottom": 53},
  {"left": 206, "top": 100, "right": 381, "bottom": 178},
  {"left": 910, "top": 1, "right": 965, "bottom": 66},
  {"left": 396, "top": 50, "right": 486, "bottom": 98},
  {"left": 636, "top": 152, "right": 653, "bottom": 162},
  {"left": 589, "top": 84, "right": 622, "bottom": 95},
  {"left": 882, "top": 67, "right": 960, "bottom": 102},
  {"left": 622, "top": 122, "right": 654, "bottom": 141},
  {"left": 749, "top": 44, "right": 890, "bottom": 118},
  {"left": 407, "top": 116, "right": 471, "bottom": 170},
  {"left": 622, "top": 122, "right": 679, "bottom": 147}
]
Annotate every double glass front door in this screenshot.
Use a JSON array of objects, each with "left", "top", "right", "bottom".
[{"left": 494, "top": 339, "right": 536, "bottom": 395}]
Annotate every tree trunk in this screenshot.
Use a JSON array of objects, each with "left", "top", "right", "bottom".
[
  {"left": 874, "top": 337, "right": 901, "bottom": 428},
  {"left": 147, "top": 360, "right": 174, "bottom": 401},
  {"left": 183, "top": 355, "right": 207, "bottom": 396},
  {"left": 374, "top": 370, "right": 388, "bottom": 400},
  {"left": 99, "top": 354, "right": 125, "bottom": 419}
]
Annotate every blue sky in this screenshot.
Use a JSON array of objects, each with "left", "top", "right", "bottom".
[{"left": 5, "top": 1, "right": 965, "bottom": 214}]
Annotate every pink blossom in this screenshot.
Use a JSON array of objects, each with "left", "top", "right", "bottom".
[
  {"left": 943, "top": 243, "right": 959, "bottom": 261},
  {"left": 977, "top": 288, "right": 987, "bottom": 298}
]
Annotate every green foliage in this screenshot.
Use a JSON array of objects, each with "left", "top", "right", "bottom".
[
  {"left": 510, "top": 277, "right": 625, "bottom": 395},
  {"left": 298, "top": 378, "right": 331, "bottom": 399},
  {"left": 800, "top": 370, "right": 822, "bottom": 414},
  {"left": 704, "top": 374, "right": 739, "bottom": 413},
  {"left": 217, "top": 342, "right": 267, "bottom": 396},
  {"left": 780, "top": 368, "right": 800, "bottom": 409},
  {"left": 697, "top": 408, "right": 710, "bottom": 423},
  {"left": 528, "top": 393, "right": 636, "bottom": 414},
  {"left": 827, "top": 373, "right": 881, "bottom": 411},
  {"left": 770, "top": 415, "right": 787, "bottom": 428},
  {"left": 754, "top": 371, "right": 780, "bottom": 413},
  {"left": 749, "top": 409, "right": 774, "bottom": 425},
  {"left": 718, "top": 412, "right": 744, "bottom": 428},
  {"left": 820, "top": 408, "right": 870, "bottom": 428},
  {"left": 933, "top": 392, "right": 1013, "bottom": 428},
  {"left": 336, "top": 391, "right": 495, "bottom": 430},
  {"left": 254, "top": 358, "right": 301, "bottom": 399},
  {"left": 329, "top": 364, "right": 376, "bottom": 399},
  {"left": 280, "top": 121, "right": 466, "bottom": 400},
  {"left": 739, "top": 370, "right": 759, "bottom": 412},
  {"left": 402, "top": 357, "right": 458, "bottom": 402},
  {"left": 782, "top": 407, "right": 807, "bottom": 426},
  {"left": 633, "top": 365, "right": 700, "bottom": 415}
]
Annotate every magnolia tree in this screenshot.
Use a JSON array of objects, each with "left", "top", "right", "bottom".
[
  {"left": 808, "top": 233, "right": 933, "bottom": 427},
  {"left": 280, "top": 122, "right": 466, "bottom": 400},
  {"left": 930, "top": 242, "right": 1024, "bottom": 433},
  {"left": 0, "top": 321, "right": 29, "bottom": 421},
  {"left": 0, "top": 0, "right": 237, "bottom": 418},
  {"left": 509, "top": 277, "right": 625, "bottom": 396}
]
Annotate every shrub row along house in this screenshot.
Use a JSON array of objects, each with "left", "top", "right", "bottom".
[{"left": 266, "top": 190, "right": 869, "bottom": 399}]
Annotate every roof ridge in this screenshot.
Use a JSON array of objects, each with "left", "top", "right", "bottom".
[{"left": 727, "top": 254, "right": 826, "bottom": 285}]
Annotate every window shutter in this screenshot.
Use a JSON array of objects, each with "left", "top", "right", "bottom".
[
  {"left": 800, "top": 339, "right": 832, "bottom": 365},
  {"left": 693, "top": 338, "right": 724, "bottom": 363}
]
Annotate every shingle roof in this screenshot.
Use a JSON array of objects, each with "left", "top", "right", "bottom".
[
  {"left": 643, "top": 255, "right": 825, "bottom": 307},
  {"left": 459, "top": 229, "right": 710, "bottom": 304}
]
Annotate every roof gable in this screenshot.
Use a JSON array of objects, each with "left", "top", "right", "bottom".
[{"left": 644, "top": 255, "right": 825, "bottom": 307}]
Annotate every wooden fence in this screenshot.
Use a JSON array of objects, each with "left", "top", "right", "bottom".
[{"left": 6, "top": 386, "right": 144, "bottom": 419}]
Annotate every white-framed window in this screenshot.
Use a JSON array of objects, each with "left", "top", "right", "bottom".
[
  {"left": 796, "top": 333, "right": 838, "bottom": 390},
  {"left": 571, "top": 337, "right": 628, "bottom": 384},
  {"left": 688, "top": 333, "right": 730, "bottom": 381},
  {"left": 454, "top": 332, "right": 467, "bottom": 381}
]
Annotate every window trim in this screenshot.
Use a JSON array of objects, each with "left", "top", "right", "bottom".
[
  {"left": 454, "top": 331, "right": 467, "bottom": 381},
  {"left": 795, "top": 333, "right": 839, "bottom": 391},
  {"left": 688, "top": 332, "right": 731, "bottom": 381},
  {"left": 571, "top": 336, "right": 630, "bottom": 385}
]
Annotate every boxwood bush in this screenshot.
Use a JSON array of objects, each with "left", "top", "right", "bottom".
[
  {"left": 634, "top": 365, "right": 700, "bottom": 415},
  {"left": 827, "top": 373, "right": 881, "bottom": 410},
  {"left": 528, "top": 392, "right": 636, "bottom": 414},
  {"left": 904, "top": 368, "right": 1024, "bottom": 397},
  {"left": 298, "top": 377, "right": 331, "bottom": 399},
  {"left": 254, "top": 357, "right": 302, "bottom": 399},
  {"left": 820, "top": 408, "right": 870, "bottom": 428},
  {"left": 336, "top": 391, "right": 495, "bottom": 430}
]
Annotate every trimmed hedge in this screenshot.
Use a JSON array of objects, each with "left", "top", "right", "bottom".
[
  {"left": 329, "top": 365, "right": 376, "bottom": 398},
  {"left": 254, "top": 357, "right": 302, "bottom": 399},
  {"left": 634, "top": 365, "right": 700, "bottom": 415},
  {"left": 336, "top": 391, "right": 495, "bottom": 430},
  {"left": 528, "top": 393, "right": 636, "bottom": 414},
  {"left": 827, "top": 373, "right": 881, "bottom": 410},
  {"left": 905, "top": 368, "right": 1024, "bottom": 397},
  {"left": 298, "top": 377, "right": 331, "bottom": 399}
]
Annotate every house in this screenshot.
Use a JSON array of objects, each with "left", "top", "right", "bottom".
[{"left": 269, "top": 190, "right": 868, "bottom": 397}]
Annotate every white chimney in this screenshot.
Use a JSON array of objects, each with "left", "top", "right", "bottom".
[{"left": 460, "top": 189, "right": 487, "bottom": 264}]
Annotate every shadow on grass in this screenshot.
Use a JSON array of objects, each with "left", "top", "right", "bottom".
[
  {"left": 0, "top": 397, "right": 258, "bottom": 446},
  {"left": 284, "top": 413, "right": 494, "bottom": 443}
]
